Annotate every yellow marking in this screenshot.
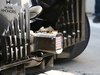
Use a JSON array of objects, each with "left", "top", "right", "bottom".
[{"left": 40, "top": 0, "right": 50, "bottom": 7}]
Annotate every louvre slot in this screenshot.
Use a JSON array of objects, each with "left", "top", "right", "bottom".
[{"left": 1, "top": 5, "right": 30, "bottom": 65}]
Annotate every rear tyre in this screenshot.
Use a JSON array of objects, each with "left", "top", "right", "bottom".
[{"left": 67, "top": 15, "right": 90, "bottom": 60}]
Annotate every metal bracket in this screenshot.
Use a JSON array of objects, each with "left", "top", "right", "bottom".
[
  {"left": 39, "top": 52, "right": 54, "bottom": 69},
  {"left": 0, "top": 64, "right": 25, "bottom": 75}
]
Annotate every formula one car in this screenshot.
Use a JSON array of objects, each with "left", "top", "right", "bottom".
[{"left": 0, "top": 0, "right": 90, "bottom": 75}]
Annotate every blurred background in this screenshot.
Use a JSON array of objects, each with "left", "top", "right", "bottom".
[{"left": 86, "top": 0, "right": 95, "bottom": 14}]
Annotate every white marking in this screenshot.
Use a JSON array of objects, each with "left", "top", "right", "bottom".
[{"left": 89, "top": 18, "right": 100, "bottom": 29}]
